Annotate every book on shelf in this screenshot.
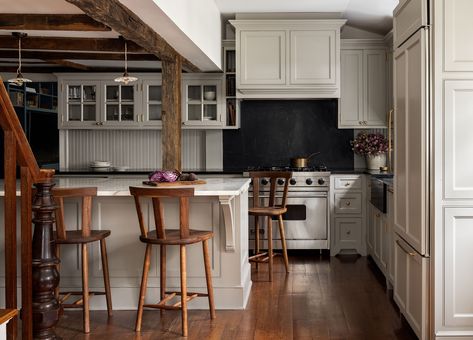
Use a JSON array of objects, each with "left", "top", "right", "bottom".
[{"left": 227, "top": 100, "right": 236, "bottom": 126}]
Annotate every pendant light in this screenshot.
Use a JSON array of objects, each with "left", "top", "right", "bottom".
[
  {"left": 8, "top": 32, "right": 32, "bottom": 86},
  {"left": 114, "top": 39, "right": 138, "bottom": 85}
]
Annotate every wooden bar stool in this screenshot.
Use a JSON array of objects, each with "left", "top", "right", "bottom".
[
  {"left": 130, "top": 186, "right": 216, "bottom": 337},
  {"left": 52, "top": 187, "right": 113, "bottom": 334},
  {"left": 249, "top": 171, "right": 292, "bottom": 281}
]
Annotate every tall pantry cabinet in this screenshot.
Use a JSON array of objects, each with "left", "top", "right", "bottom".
[
  {"left": 394, "top": 0, "right": 473, "bottom": 339},
  {"left": 432, "top": 0, "right": 473, "bottom": 339}
]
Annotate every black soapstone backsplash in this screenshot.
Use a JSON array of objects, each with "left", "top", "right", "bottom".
[{"left": 223, "top": 100, "right": 354, "bottom": 171}]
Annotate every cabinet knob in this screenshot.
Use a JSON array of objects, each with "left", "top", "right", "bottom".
[
  {"left": 344, "top": 183, "right": 350, "bottom": 187},
  {"left": 346, "top": 230, "right": 351, "bottom": 235},
  {"left": 346, "top": 201, "right": 351, "bottom": 206},
  {"left": 359, "top": 121, "right": 362, "bottom": 125},
  {"left": 95, "top": 122, "right": 100, "bottom": 126},
  {"left": 376, "top": 213, "right": 380, "bottom": 217}
]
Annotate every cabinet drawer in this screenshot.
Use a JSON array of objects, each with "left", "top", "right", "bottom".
[
  {"left": 334, "top": 217, "right": 362, "bottom": 248},
  {"left": 334, "top": 177, "right": 362, "bottom": 190},
  {"left": 334, "top": 192, "right": 362, "bottom": 214}
]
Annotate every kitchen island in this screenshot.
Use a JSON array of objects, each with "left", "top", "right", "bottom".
[{"left": 0, "top": 176, "right": 252, "bottom": 310}]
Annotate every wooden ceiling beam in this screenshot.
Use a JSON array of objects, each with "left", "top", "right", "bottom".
[
  {"left": 0, "top": 66, "right": 161, "bottom": 73},
  {"left": 0, "top": 14, "right": 111, "bottom": 31},
  {"left": 45, "top": 59, "right": 91, "bottom": 71},
  {"left": 0, "top": 50, "right": 159, "bottom": 61},
  {"left": 0, "top": 36, "right": 145, "bottom": 53},
  {"left": 65, "top": 0, "right": 200, "bottom": 72}
]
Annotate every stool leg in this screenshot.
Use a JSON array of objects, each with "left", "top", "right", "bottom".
[
  {"left": 160, "top": 245, "right": 166, "bottom": 314},
  {"left": 55, "top": 244, "right": 61, "bottom": 300},
  {"left": 254, "top": 216, "right": 260, "bottom": 270},
  {"left": 202, "top": 239, "right": 216, "bottom": 320},
  {"left": 278, "top": 215, "right": 290, "bottom": 273},
  {"left": 100, "top": 239, "right": 113, "bottom": 317},
  {"left": 180, "top": 245, "right": 188, "bottom": 337},
  {"left": 267, "top": 216, "right": 273, "bottom": 282},
  {"left": 81, "top": 243, "right": 90, "bottom": 333},
  {"left": 135, "top": 244, "right": 151, "bottom": 332}
]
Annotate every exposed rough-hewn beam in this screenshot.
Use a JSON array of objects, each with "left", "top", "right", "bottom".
[
  {"left": 0, "top": 14, "right": 111, "bottom": 31},
  {"left": 162, "top": 55, "right": 182, "bottom": 170},
  {"left": 45, "top": 59, "right": 90, "bottom": 71},
  {"left": 0, "top": 66, "right": 162, "bottom": 73},
  {"left": 0, "top": 50, "right": 159, "bottom": 61},
  {"left": 65, "top": 0, "right": 200, "bottom": 72},
  {"left": 0, "top": 36, "right": 145, "bottom": 53}
]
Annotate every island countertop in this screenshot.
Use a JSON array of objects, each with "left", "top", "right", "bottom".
[{"left": 0, "top": 176, "right": 251, "bottom": 197}]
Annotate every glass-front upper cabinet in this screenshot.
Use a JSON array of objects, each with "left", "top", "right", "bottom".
[
  {"left": 183, "top": 79, "right": 223, "bottom": 126},
  {"left": 103, "top": 83, "right": 138, "bottom": 125},
  {"left": 142, "top": 80, "right": 162, "bottom": 126},
  {"left": 63, "top": 82, "right": 99, "bottom": 126}
]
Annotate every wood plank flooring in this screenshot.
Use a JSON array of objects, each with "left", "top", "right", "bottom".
[{"left": 56, "top": 253, "right": 418, "bottom": 339}]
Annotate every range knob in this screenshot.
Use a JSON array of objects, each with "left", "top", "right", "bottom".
[
  {"left": 290, "top": 178, "right": 297, "bottom": 185},
  {"left": 261, "top": 178, "right": 269, "bottom": 185},
  {"left": 277, "top": 179, "right": 285, "bottom": 185},
  {"left": 306, "top": 178, "right": 313, "bottom": 185},
  {"left": 318, "top": 178, "right": 325, "bottom": 185}
]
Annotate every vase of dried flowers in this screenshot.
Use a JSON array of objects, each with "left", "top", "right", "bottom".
[{"left": 351, "top": 132, "right": 388, "bottom": 170}]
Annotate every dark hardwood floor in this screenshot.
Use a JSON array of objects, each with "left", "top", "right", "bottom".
[{"left": 56, "top": 253, "right": 418, "bottom": 339}]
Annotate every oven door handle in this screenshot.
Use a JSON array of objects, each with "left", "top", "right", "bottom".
[{"left": 254, "top": 192, "right": 328, "bottom": 199}]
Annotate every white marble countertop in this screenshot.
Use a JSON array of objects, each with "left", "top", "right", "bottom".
[{"left": 0, "top": 176, "right": 251, "bottom": 197}]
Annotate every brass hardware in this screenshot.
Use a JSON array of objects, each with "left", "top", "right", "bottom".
[
  {"left": 376, "top": 213, "right": 380, "bottom": 217},
  {"left": 346, "top": 201, "right": 351, "bottom": 206},
  {"left": 396, "top": 240, "right": 416, "bottom": 257},
  {"left": 344, "top": 183, "right": 350, "bottom": 187},
  {"left": 387, "top": 188, "right": 394, "bottom": 193},
  {"left": 387, "top": 109, "right": 394, "bottom": 172}
]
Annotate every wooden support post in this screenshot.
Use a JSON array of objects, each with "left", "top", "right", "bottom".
[
  {"left": 161, "top": 56, "right": 182, "bottom": 171},
  {"left": 4, "top": 131, "right": 17, "bottom": 340},
  {"left": 20, "top": 167, "right": 33, "bottom": 340},
  {"left": 31, "top": 180, "right": 60, "bottom": 339}
]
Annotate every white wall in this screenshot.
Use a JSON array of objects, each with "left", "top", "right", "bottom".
[{"left": 118, "top": 0, "right": 222, "bottom": 71}]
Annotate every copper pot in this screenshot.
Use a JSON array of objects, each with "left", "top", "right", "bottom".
[{"left": 290, "top": 152, "right": 320, "bottom": 168}]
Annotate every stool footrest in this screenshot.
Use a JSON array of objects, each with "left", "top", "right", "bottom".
[
  {"left": 59, "top": 291, "right": 106, "bottom": 306},
  {"left": 143, "top": 291, "right": 207, "bottom": 311},
  {"left": 249, "top": 252, "right": 280, "bottom": 263}
]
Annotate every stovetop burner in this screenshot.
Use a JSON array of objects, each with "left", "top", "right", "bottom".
[{"left": 246, "top": 165, "right": 328, "bottom": 172}]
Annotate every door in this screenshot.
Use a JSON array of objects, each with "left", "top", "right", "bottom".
[
  {"left": 239, "top": 30, "right": 286, "bottom": 86},
  {"left": 339, "top": 49, "right": 364, "bottom": 128},
  {"left": 142, "top": 80, "right": 162, "bottom": 127},
  {"left": 364, "top": 49, "right": 387, "bottom": 127},
  {"left": 61, "top": 82, "right": 100, "bottom": 128},
  {"left": 394, "top": 235, "right": 408, "bottom": 312},
  {"left": 290, "top": 30, "right": 336, "bottom": 85},
  {"left": 182, "top": 79, "right": 223, "bottom": 127},
  {"left": 334, "top": 217, "right": 362, "bottom": 251},
  {"left": 393, "top": 28, "right": 429, "bottom": 255},
  {"left": 102, "top": 82, "right": 140, "bottom": 126},
  {"left": 367, "top": 204, "right": 375, "bottom": 255}
]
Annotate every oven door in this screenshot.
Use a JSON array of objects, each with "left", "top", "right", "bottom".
[{"left": 249, "top": 192, "right": 328, "bottom": 241}]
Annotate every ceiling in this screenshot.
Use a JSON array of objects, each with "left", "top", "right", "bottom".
[{"left": 214, "top": 0, "right": 399, "bottom": 34}]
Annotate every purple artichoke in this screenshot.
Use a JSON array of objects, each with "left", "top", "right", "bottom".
[{"left": 148, "top": 169, "right": 180, "bottom": 182}]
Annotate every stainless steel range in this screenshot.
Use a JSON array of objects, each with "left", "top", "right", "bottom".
[{"left": 246, "top": 167, "right": 331, "bottom": 250}]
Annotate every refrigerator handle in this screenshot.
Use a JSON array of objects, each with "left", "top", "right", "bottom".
[{"left": 396, "top": 239, "right": 416, "bottom": 257}]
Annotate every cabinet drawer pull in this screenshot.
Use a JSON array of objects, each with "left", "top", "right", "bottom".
[
  {"left": 396, "top": 240, "right": 416, "bottom": 257},
  {"left": 345, "top": 201, "right": 351, "bottom": 206},
  {"left": 344, "top": 183, "right": 350, "bottom": 187}
]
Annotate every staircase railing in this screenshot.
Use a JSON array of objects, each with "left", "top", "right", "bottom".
[{"left": 0, "top": 80, "right": 60, "bottom": 339}]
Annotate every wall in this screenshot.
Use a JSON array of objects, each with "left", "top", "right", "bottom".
[
  {"left": 223, "top": 100, "right": 355, "bottom": 171},
  {"left": 61, "top": 129, "right": 206, "bottom": 171}
]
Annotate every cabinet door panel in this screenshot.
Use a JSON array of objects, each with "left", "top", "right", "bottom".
[
  {"left": 290, "top": 30, "right": 336, "bottom": 85},
  {"left": 240, "top": 31, "right": 286, "bottom": 85},
  {"left": 394, "top": 236, "right": 408, "bottom": 312},
  {"left": 444, "top": 0, "right": 473, "bottom": 71},
  {"left": 364, "top": 50, "right": 387, "bottom": 127},
  {"left": 339, "top": 50, "right": 363, "bottom": 127},
  {"left": 334, "top": 217, "right": 362, "bottom": 251},
  {"left": 393, "top": 29, "right": 429, "bottom": 255},
  {"left": 444, "top": 208, "right": 473, "bottom": 327},
  {"left": 444, "top": 80, "right": 473, "bottom": 199},
  {"left": 393, "top": 0, "right": 428, "bottom": 48}
]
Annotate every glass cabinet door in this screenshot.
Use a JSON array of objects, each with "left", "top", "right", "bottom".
[
  {"left": 184, "top": 81, "right": 221, "bottom": 125},
  {"left": 104, "top": 84, "right": 135, "bottom": 123},
  {"left": 66, "top": 84, "right": 98, "bottom": 123},
  {"left": 144, "top": 83, "right": 162, "bottom": 124}
]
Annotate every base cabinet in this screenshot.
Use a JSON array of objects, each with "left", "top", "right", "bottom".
[{"left": 394, "top": 235, "right": 429, "bottom": 340}]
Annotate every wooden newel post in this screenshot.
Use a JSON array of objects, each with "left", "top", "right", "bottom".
[{"left": 31, "top": 179, "right": 61, "bottom": 339}]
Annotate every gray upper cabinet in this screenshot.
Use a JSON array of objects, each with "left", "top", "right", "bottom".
[
  {"left": 240, "top": 30, "right": 286, "bottom": 85},
  {"left": 230, "top": 19, "right": 346, "bottom": 99},
  {"left": 339, "top": 40, "right": 388, "bottom": 128}
]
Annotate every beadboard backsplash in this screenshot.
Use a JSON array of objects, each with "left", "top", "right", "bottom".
[{"left": 61, "top": 130, "right": 207, "bottom": 171}]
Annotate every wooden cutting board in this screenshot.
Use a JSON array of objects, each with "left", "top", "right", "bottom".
[{"left": 143, "top": 179, "right": 207, "bottom": 187}]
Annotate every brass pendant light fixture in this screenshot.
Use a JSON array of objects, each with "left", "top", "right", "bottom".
[
  {"left": 8, "top": 32, "right": 32, "bottom": 86},
  {"left": 114, "top": 38, "right": 138, "bottom": 85}
]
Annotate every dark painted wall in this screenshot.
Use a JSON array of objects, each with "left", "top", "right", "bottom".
[{"left": 223, "top": 100, "right": 354, "bottom": 171}]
